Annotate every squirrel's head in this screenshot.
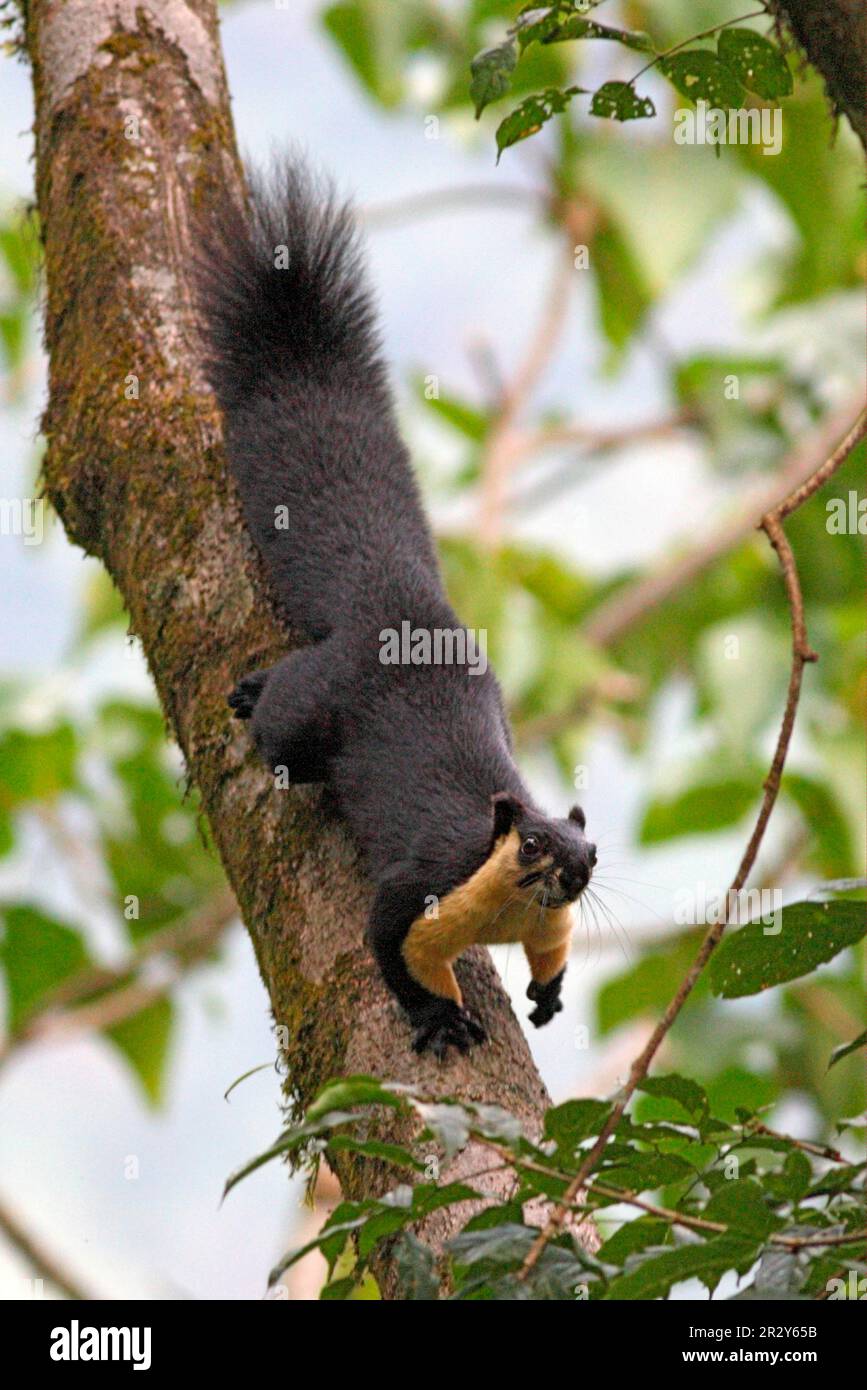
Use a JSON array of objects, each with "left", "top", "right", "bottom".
[{"left": 490, "top": 792, "right": 596, "bottom": 908}]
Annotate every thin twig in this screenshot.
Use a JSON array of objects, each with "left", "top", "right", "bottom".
[
  {"left": 775, "top": 1229, "right": 867, "bottom": 1251},
  {"left": 362, "top": 182, "right": 546, "bottom": 229},
  {"left": 0, "top": 889, "right": 237, "bottom": 1066},
  {"left": 477, "top": 212, "right": 594, "bottom": 546},
  {"left": 630, "top": 9, "right": 769, "bottom": 84},
  {"left": 505, "top": 410, "right": 695, "bottom": 515},
  {"left": 740, "top": 1120, "right": 845, "bottom": 1164},
  {"left": 516, "top": 403, "right": 867, "bottom": 1282},
  {"left": 584, "top": 398, "right": 867, "bottom": 648},
  {"left": 473, "top": 1138, "right": 863, "bottom": 1252},
  {"left": 0, "top": 1192, "right": 91, "bottom": 1300}
]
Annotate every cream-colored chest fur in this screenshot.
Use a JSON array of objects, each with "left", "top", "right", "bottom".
[{"left": 408, "top": 829, "right": 573, "bottom": 958}]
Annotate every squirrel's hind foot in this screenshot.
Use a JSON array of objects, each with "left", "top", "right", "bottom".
[{"left": 228, "top": 670, "right": 269, "bottom": 720}]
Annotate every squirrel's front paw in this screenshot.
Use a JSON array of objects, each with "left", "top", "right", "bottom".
[
  {"left": 527, "top": 973, "right": 565, "bottom": 1028},
  {"left": 410, "top": 1000, "right": 486, "bottom": 1060}
]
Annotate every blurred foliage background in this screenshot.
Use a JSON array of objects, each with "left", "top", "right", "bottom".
[{"left": 0, "top": 0, "right": 863, "bottom": 1297}]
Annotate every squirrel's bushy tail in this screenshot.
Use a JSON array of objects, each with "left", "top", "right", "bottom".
[{"left": 195, "top": 160, "right": 382, "bottom": 415}]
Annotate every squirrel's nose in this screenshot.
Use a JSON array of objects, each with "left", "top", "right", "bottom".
[
  {"left": 560, "top": 864, "right": 589, "bottom": 899},
  {"left": 587, "top": 842, "right": 597, "bottom": 868}
]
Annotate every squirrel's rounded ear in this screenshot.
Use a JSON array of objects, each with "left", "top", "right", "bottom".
[
  {"left": 568, "top": 804, "right": 586, "bottom": 830},
  {"left": 491, "top": 791, "right": 521, "bottom": 842}
]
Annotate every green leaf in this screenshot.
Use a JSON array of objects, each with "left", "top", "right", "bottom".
[
  {"left": 545, "top": 1098, "right": 612, "bottom": 1149},
  {"left": 597, "top": 931, "right": 706, "bottom": 1035},
  {"left": 637, "top": 1075, "right": 709, "bottom": 1122},
  {"left": 356, "top": 1205, "right": 417, "bottom": 1257},
  {"left": 0, "top": 724, "right": 78, "bottom": 806},
  {"left": 528, "top": 13, "right": 652, "bottom": 53},
  {"left": 327, "top": 1134, "right": 423, "bottom": 1169},
  {"left": 604, "top": 1234, "right": 759, "bottom": 1299},
  {"left": 463, "top": 1201, "right": 524, "bottom": 1233},
  {"left": 704, "top": 1179, "right": 784, "bottom": 1240},
  {"left": 394, "top": 1232, "right": 439, "bottom": 1300},
  {"left": 496, "top": 85, "right": 584, "bottom": 158},
  {"left": 0, "top": 904, "right": 90, "bottom": 1031},
  {"left": 829, "top": 1030, "right": 867, "bottom": 1070},
  {"left": 579, "top": 139, "right": 741, "bottom": 301},
  {"left": 590, "top": 214, "right": 653, "bottom": 351},
  {"left": 736, "top": 76, "right": 864, "bottom": 304},
  {"left": 320, "top": 0, "right": 437, "bottom": 109},
  {"left": 717, "top": 29, "right": 792, "bottom": 99},
  {"left": 319, "top": 1275, "right": 358, "bottom": 1300},
  {"left": 0, "top": 806, "right": 12, "bottom": 859},
  {"left": 598, "top": 1216, "right": 670, "bottom": 1266},
  {"left": 513, "top": 6, "right": 565, "bottom": 51},
  {"left": 639, "top": 775, "right": 758, "bottom": 843},
  {"left": 0, "top": 215, "right": 38, "bottom": 296},
  {"left": 590, "top": 80, "right": 654, "bottom": 121},
  {"left": 270, "top": 1210, "right": 371, "bottom": 1284},
  {"left": 762, "top": 1150, "right": 812, "bottom": 1203},
  {"left": 449, "top": 1223, "right": 534, "bottom": 1271},
  {"left": 782, "top": 774, "right": 854, "bottom": 879},
  {"left": 709, "top": 899, "right": 867, "bottom": 999},
  {"left": 106, "top": 997, "right": 173, "bottom": 1107},
  {"left": 416, "top": 381, "right": 490, "bottom": 443},
  {"left": 660, "top": 50, "right": 745, "bottom": 108},
  {"left": 599, "top": 1152, "right": 695, "bottom": 1196},
  {"left": 806, "top": 1162, "right": 866, "bottom": 1197},
  {"left": 470, "top": 38, "right": 517, "bottom": 117},
  {"left": 307, "top": 1075, "right": 404, "bottom": 1120},
  {"left": 224, "top": 1114, "right": 358, "bottom": 1197}
]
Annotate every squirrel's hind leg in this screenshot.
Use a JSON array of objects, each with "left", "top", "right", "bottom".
[
  {"left": 231, "top": 641, "right": 341, "bottom": 783},
  {"left": 367, "top": 880, "right": 487, "bottom": 1060}
]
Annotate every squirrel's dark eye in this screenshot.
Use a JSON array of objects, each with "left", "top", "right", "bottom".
[{"left": 520, "top": 835, "right": 542, "bottom": 860}]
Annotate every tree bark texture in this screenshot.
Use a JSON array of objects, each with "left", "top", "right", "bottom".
[
  {"left": 23, "top": 0, "right": 564, "bottom": 1295},
  {"left": 771, "top": 0, "right": 866, "bottom": 149}
]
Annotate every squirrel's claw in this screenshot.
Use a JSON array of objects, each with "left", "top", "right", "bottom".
[{"left": 411, "top": 1003, "right": 486, "bottom": 1059}]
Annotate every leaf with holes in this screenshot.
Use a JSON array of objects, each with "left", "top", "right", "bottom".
[
  {"left": 709, "top": 899, "right": 866, "bottom": 999},
  {"left": 590, "top": 80, "right": 654, "bottom": 121},
  {"left": 536, "top": 15, "right": 653, "bottom": 53},
  {"left": 495, "top": 85, "right": 585, "bottom": 159},
  {"left": 717, "top": 29, "right": 792, "bottom": 99},
  {"left": 660, "top": 50, "right": 744, "bottom": 109}
]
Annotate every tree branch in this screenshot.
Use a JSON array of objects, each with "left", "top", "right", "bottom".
[
  {"left": 516, "top": 402, "right": 866, "bottom": 1281},
  {"left": 476, "top": 209, "right": 594, "bottom": 546},
  {"left": 583, "top": 397, "right": 867, "bottom": 648},
  {"left": 0, "top": 889, "right": 237, "bottom": 1065},
  {"left": 769, "top": 0, "right": 867, "bottom": 149},
  {"left": 24, "top": 0, "right": 560, "bottom": 1297},
  {"left": 0, "top": 1192, "right": 92, "bottom": 1300}
]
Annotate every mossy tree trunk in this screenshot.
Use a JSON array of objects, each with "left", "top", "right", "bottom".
[
  {"left": 771, "top": 0, "right": 866, "bottom": 149},
  {"left": 23, "top": 0, "right": 558, "bottom": 1296}
]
